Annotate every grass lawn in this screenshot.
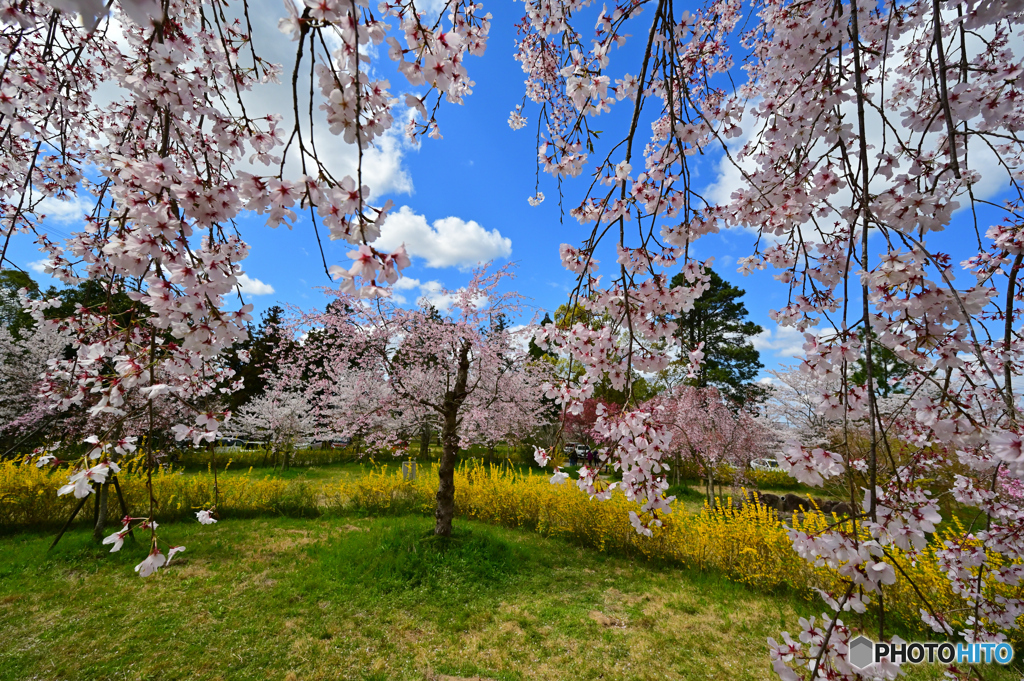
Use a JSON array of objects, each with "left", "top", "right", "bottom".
[
  {"left": 2, "top": 516, "right": 1011, "bottom": 681},
  {"left": 189, "top": 460, "right": 377, "bottom": 484},
  {"left": 175, "top": 457, "right": 542, "bottom": 484}
]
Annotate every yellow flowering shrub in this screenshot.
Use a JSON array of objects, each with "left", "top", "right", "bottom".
[{"left": 0, "top": 459, "right": 322, "bottom": 527}]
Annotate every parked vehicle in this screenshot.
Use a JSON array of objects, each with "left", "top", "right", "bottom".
[{"left": 751, "top": 457, "right": 780, "bottom": 472}]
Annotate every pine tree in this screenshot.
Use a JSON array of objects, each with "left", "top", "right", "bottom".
[
  {"left": 669, "top": 268, "right": 765, "bottom": 406},
  {"left": 225, "top": 306, "right": 294, "bottom": 411}
]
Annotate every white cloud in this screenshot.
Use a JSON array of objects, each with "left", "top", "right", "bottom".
[
  {"left": 38, "top": 194, "right": 94, "bottom": 226},
  {"left": 385, "top": 276, "right": 421, "bottom": 303},
  {"left": 706, "top": 124, "right": 756, "bottom": 209},
  {"left": 506, "top": 324, "right": 534, "bottom": 354},
  {"left": 392, "top": 276, "right": 422, "bottom": 290},
  {"left": 752, "top": 324, "right": 808, "bottom": 360},
  {"left": 237, "top": 273, "right": 275, "bottom": 295},
  {"left": 417, "top": 280, "right": 454, "bottom": 310},
  {"left": 28, "top": 259, "right": 49, "bottom": 274},
  {"left": 413, "top": 279, "right": 487, "bottom": 312},
  {"left": 373, "top": 206, "right": 512, "bottom": 269}
]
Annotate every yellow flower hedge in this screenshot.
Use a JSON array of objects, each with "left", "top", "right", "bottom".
[{"left": 0, "top": 458, "right": 323, "bottom": 527}]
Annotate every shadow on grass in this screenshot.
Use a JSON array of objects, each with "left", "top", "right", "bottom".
[{"left": 316, "top": 518, "right": 531, "bottom": 604}]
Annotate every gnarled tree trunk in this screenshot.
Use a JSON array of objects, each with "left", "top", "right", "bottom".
[
  {"left": 435, "top": 339, "right": 471, "bottom": 537},
  {"left": 420, "top": 421, "right": 430, "bottom": 460}
]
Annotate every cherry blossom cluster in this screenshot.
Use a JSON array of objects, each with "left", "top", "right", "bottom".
[{"left": 514, "top": 0, "right": 1024, "bottom": 673}]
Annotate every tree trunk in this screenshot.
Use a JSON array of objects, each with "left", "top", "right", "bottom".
[
  {"left": 435, "top": 405, "right": 459, "bottom": 537},
  {"left": 420, "top": 421, "right": 430, "bottom": 460},
  {"left": 92, "top": 482, "right": 109, "bottom": 542},
  {"left": 434, "top": 339, "right": 472, "bottom": 537}
]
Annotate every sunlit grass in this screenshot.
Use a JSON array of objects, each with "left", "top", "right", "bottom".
[{"left": 0, "top": 516, "right": 891, "bottom": 680}]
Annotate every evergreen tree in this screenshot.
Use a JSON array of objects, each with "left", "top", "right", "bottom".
[
  {"left": 669, "top": 268, "right": 765, "bottom": 406},
  {"left": 851, "top": 329, "right": 910, "bottom": 398},
  {"left": 225, "top": 306, "right": 294, "bottom": 411},
  {"left": 0, "top": 270, "right": 40, "bottom": 337}
]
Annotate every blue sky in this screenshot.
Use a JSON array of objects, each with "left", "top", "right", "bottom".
[{"left": 5, "top": 0, "right": 1015, "bottom": 377}]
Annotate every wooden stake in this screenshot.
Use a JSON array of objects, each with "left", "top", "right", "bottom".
[
  {"left": 111, "top": 475, "right": 135, "bottom": 541},
  {"left": 48, "top": 495, "right": 90, "bottom": 551}
]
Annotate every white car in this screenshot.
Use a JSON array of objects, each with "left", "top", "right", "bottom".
[{"left": 751, "top": 458, "right": 781, "bottom": 472}]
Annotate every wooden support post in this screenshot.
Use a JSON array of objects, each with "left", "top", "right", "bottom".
[
  {"left": 48, "top": 495, "right": 90, "bottom": 551},
  {"left": 111, "top": 475, "right": 135, "bottom": 541}
]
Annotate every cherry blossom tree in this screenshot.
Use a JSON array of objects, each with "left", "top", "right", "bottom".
[
  {"left": 285, "top": 266, "right": 551, "bottom": 535},
  {"left": 560, "top": 397, "right": 619, "bottom": 447},
  {"left": 647, "top": 385, "right": 773, "bottom": 499},
  {"left": 763, "top": 365, "right": 840, "bottom": 448},
  {"left": 5, "top": 0, "right": 1024, "bottom": 673},
  {"left": 517, "top": 0, "right": 1024, "bottom": 674},
  {"left": 233, "top": 388, "right": 315, "bottom": 468},
  {"left": 0, "top": 314, "right": 70, "bottom": 439},
  {"left": 2, "top": 0, "right": 489, "bottom": 570}
]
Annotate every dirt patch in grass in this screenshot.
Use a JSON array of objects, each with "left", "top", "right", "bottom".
[{"left": 588, "top": 610, "right": 627, "bottom": 628}]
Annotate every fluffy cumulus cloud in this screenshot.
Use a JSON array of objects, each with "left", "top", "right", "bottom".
[
  {"left": 373, "top": 206, "right": 512, "bottom": 269},
  {"left": 387, "top": 276, "right": 421, "bottom": 304},
  {"left": 237, "top": 273, "right": 275, "bottom": 295},
  {"left": 385, "top": 277, "right": 487, "bottom": 311},
  {"left": 392, "top": 276, "right": 422, "bottom": 290},
  {"left": 752, "top": 324, "right": 808, "bottom": 360},
  {"left": 38, "top": 194, "right": 94, "bottom": 225}
]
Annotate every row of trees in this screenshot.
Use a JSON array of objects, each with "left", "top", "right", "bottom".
[
  {"left": 3, "top": 259, "right": 884, "bottom": 483},
  {"left": 4, "top": 260, "right": 811, "bottom": 531},
  {"left": 3, "top": 258, "right": 779, "bottom": 458}
]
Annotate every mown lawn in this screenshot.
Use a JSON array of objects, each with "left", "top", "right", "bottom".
[{"left": 2, "top": 515, "right": 1012, "bottom": 681}]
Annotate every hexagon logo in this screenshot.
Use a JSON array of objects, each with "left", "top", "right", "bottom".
[{"left": 849, "top": 635, "right": 875, "bottom": 669}]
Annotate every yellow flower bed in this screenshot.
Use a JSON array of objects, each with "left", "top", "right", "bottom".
[{"left": 0, "top": 458, "right": 322, "bottom": 526}]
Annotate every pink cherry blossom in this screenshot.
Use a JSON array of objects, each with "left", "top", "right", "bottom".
[{"left": 134, "top": 549, "right": 166, "bottom": 578}]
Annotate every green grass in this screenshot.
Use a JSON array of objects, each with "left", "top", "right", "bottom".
[
  {"left": 2, "top": 516, "right": 1017, "bottom": 681},
  {"left": 186, "top": 459, "right": 375, "bottom": 483},
  {"left": 175, "top": 454, "right": 542, "bottom": 482}
]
